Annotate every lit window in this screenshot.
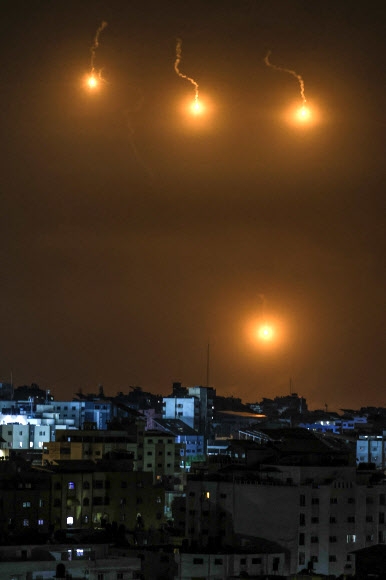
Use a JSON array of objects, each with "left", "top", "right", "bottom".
[
  {"left": 347, "top": 534, "right": 356, "bottom": 543},
  {"left": 22, "top": 502, "right": 31, "bottom": 508},
  {"left": 23, "top": 519, "right": 29, "bottom": 527},
  {"left": 68, "top": 482, "right": 75, "bottom": 490},
  {"left": 38, "top": 519, "right": 44, "bottom": 526},
  {"left": 67, "top": 516, "right": 74, "bottom": 526}
]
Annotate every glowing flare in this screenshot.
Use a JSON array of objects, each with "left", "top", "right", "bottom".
[
  {"left": 191, "top": 98, "right": 203, "bottom": 115},
  {"left": 87, "top": 75, "right": 98, "bottom": 89},
  {"left": 296, "top": 105, "right": 311, "bottom": 122},
  {"left": 258, "top": 325, "right": 274, "bottom": 341}
]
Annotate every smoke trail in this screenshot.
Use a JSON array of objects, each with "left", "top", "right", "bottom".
[
  {"left": 90, "top": 20, "right": 108, "bottom": 75},
  {"left": 264, "top": 50, "right": 306, "bottom": 104},
  {"left": 174, "top": 38, "right": 199, "bottom": 105}
]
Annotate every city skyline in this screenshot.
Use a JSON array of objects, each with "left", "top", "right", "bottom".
[{"left": 0, "top": 1, "right": 384, "bottom": 412}]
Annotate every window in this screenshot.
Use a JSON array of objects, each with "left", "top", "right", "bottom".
[
  {"left": 83, "top": 481, "right": 90, "bottom": 490},
  {"left": 117, "top": 574, "right": 124, "bottom": 580},
  {"left": 22, "top": 501, "right": 31, "bottom": 508},
  {"left": 299, "top": 494, "right": 306, "bottom": 506},
  {"left": 380, "top": 494, "right": 386, "bottom": 505},
  {"left": 348, "top": 497, "right": 355, "bottom": 504},
  {"left": 54, "top": 499, "right": 61, "bottom": 507},
  {"left": 193, "top": 558, "right": 204, "bottom": 565},
  {"left": 329, "top": 555, "right": 337, "bottom": 562},
  {"left": 311, "top": 517, "right": 319, "bottom": 524},
  {"left": 380, "top": 512, "right": 385, "bottom": 524},
  {"left": 67, "top": 516, "right": 74, "bottom": 525},
  {"left": 23, "top": 519, "right": 29, "bottom": 527},
  {"left": 311, "top": 497, "right": 319, "bottom": 505},
  {"left": 311, "top": 536, "right": 319, "bottom": 543},
  {"left": 68, "top": 481, "right": 75, "bottom": 490},
  {"left": 366, "top": 534, "right": 374, "bottom": 542},
  {"left": 54, "top": 483, "right": 62, "bottom": 490},
  {"left": 38, "top": 519, "right": 44, "bottom": 526},
  {"left": 299, "top": 533, "right": 305, "bottom": 546},
  {"left": 252, "top": 557, "right": 262, "bottom": 564},
  {"left": 330, "top": 516, "right": 337, "bottom": 523},
  {"left": 39, "top": 499, "right": 44, "bottom": 507},
  {"left": 329, "top": 536, "right": 337, "bottom": 543},
  {"left": 220, "top": 493, "right": 227, "bottom": 499},
  {"left": 330, "top": 497, "right": 338, "bottom": 504},
  {"left": 347, "top": 516, "right": 355, "bottom": 523},
  {"left": 366, "top": 497, "right": 374, "bottom": 504},
  {"left": 97, "top": 574, "right": 104, "bottom": 580},
  {"left": 299, "top": 513, "right": 305, "bottom": 526},
  {"left": 147, "top": 451, "right": 153, "bottom": 456},
  {"left": 366, "top": 515, "right": 374, "bottom": 522},
  {"left": 240, "top": 558, "right": 246, "bottom": 565},
  {"left": 214, "top": 558, "right": 223, "bottom": 565},
  {"left": 347, "top": 534, "right": 357, "bottom": 543},
  {"left": 299, "top": 552, "right": 305, "bottom": 565},
  {"left": 83, "top": 498, "right": 90, "bottom": 506}
]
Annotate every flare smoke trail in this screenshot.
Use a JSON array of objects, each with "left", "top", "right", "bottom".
[
  {"left": 264, "top": 50, "right": 306, "bottom": 104},
  {"left": 90, "top": 20, "right": 108, "bottom": 75},
  {"left": 174, "top": 38, "right": 199, "bottom": 105}
]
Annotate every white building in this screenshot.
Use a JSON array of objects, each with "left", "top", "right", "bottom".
[
  {"left": 162, "top": 397, "right": 199, "bottom": 430},
  {"left": 183, "top": 464, "right": 386, "bottom": 576},
  {"left": 357, "top": 433, "right": 386, "bottom": 469}
]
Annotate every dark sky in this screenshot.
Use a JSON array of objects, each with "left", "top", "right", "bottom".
[{"left": 0, "top": 1, "right": 385, "bottom": 410}]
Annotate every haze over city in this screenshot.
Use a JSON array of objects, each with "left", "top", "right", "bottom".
[{"left": 0, "top": 0, "right": 384, "bottom": 411}]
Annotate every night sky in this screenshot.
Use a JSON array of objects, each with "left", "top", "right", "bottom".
[{"left": 0, "top": 1, "right": 385, "bottom": 410}]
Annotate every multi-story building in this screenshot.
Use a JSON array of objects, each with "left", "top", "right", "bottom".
[
  {"left": 357, "top": 433, "right": 386, "bottom": 469},
  {"left": 162, "top": 384, "right": 216, "bottom": 451},
  {"left": 0, "top": 459, "right": 51, "bottom": 542},
  {"left": 182, "top": 457, "right": 386, "bottom": 577},
  {"left": 43, "top": 428, "right": 137, "bottom": 464},
  {"left": 47, "top": 458, "right": 165, "bottom": 533}
]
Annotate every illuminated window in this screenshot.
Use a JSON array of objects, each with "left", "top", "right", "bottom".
[
  {"left": 67, "top": 516, "right": 74, "bottom": 526},
  {"left": 23, "top": 519, "right": 29, "bottom": 527},
  {"left": 347, "top": 534, "right": 356, "bottom": 543},
  {"left": 68, "top": 482, "right": 75, "bottom": 490},
  {"left": 22, "top": 502, "right": 31, "bottom": 508},
  {"left": 205, "top": 492, "right": 210, "bottom": 499},
  {"left": 38, "top": 519, "right": 44, "bottom": 526}
]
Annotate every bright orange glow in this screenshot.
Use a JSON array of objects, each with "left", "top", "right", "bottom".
[
  {"left": 296, "top": 105, "right": 311, "bottom": 122},
  {"left": 245, "top": 315, "right": 287, "bottom": 351},
  {"left": 190, "top": 99, "right": 204, "bottom": 115},
  {"left": 283, "top": 100, "right": 322, "bottom": 127},
  {"left": 86, "top": 75, "right": 98, "bottom": 89},
  {"left": 258, "top": 325, "right": 275, "bottom": 341}
]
